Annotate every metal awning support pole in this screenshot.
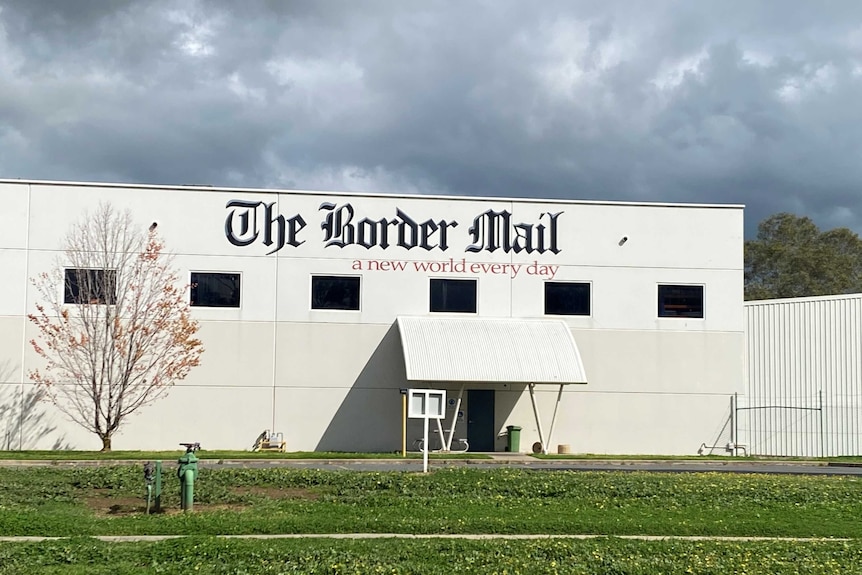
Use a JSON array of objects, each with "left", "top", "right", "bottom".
[
  {"left": 528, "top": 383, "right": 548, "bottom": 455},
  {"left": 444, "top": 384, "right": 465, "bottom": 452},
  {"left": 434, "top": 416, "right": 445, "bottom": 451},
  {"left": 545, "top": 384, "right": 565, "bottom": 454}
]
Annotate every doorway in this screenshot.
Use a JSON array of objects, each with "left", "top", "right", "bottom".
[{"left": 467, "top": 389, "right": 495, "bottom": 452}]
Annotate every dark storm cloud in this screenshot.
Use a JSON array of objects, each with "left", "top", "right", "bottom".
[{"left": 2, "top": 1, "right": 862, "bottom": 236}]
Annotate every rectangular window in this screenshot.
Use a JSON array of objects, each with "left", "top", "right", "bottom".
[
  {"left": 64, "top": 268, "right": 116, "bottom": 305},
  {"left": 430, "top": 278, "right": 477, "bottom": 313},
  {"left": 658, "top": 285, "right": 704, "bottom": 318},
  {"left": 190, "top": 272, "right": 241, "bottom": 308},
  {"left": 311, "top": 276, "right": 361, "bottom": 310},
  {"left": 544, "top": 282, "right": 591, "bottom": 316}
]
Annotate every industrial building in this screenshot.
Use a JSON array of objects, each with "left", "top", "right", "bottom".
[{"left": 0, "top": 179, "right": 745, "bottom": 454}]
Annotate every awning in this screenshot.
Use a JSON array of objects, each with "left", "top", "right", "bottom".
[
  {"left": 396, "top": 316, "right": 587, "bottom": 384},
  {"left": 395, "top": 316, "right": 588, "bottom": 454}
]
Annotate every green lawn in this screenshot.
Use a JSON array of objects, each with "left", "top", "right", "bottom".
[
  {"left": 1, "top": 466, "right": 861, "bottom": 538},
  {"left": 0, "top": 537, "right": 860, "bottom": 575},
  {"left": 3, "top": 466, "right": 861, "bottom": 573}
]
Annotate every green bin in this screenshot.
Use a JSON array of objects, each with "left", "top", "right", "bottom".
[{"left": 506, "top": 425, "right": 522, "bottom": 453}]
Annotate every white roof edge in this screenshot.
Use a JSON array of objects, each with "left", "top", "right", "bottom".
[
  {"left": 745, "top": 293, "right": 862, "bottom": 306},
  {"left": 0, "top": 178, "right": 745, "bottom": 210}
]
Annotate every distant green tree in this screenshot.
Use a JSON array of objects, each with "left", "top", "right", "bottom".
[{"left": 745, "top": 213, "right": 862, "bottom": 300}]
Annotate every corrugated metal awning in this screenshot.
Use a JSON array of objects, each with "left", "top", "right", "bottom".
[{"left": 396, "top": 316, "right": 588, "bottom": 384}]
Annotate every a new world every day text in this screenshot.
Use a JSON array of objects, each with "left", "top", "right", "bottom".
[{"left": 352, "top": 258, "right": 560, "bottom": 279}]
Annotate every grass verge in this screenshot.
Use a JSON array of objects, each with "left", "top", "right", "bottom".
[
  {"left": 2, "top": 466, "right": 862, "bottom": 538},
  {"left": 1, "top": 537, "right": 861, "bottom": 574}
]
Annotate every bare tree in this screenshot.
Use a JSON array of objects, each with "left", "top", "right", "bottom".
[{"left": 28, "top": 203, "right": 203, "bottom": 451}]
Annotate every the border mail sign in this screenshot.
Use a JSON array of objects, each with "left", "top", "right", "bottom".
[{"left": 225, "top": 200, "right": 562, "bottom": 256}]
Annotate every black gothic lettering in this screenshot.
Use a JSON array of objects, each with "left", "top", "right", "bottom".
[
  {"left": 225, "top": 200, "right": 305, "bottom": 254},
  {"left": 467, "top": 209, "right": 563, "bottom": 254},
  {"left": 225, "top": 200, "right": 260, "bottom": 246}
]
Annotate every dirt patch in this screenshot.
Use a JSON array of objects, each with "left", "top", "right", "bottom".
[
  {"left": 83, "top": 493, "right": 152, "bottom": 515},
  {"left": 82, "top": 490, "right": 247, "bottom": 516},
  {"left": 83, "top": 486, "right": 320, "bottom": 517},
  {"left": 81, "top": 486, "right": 318, "bottom": 516},
  {"left": 231, "top": 486, "right": 320, "bottom": 500}
]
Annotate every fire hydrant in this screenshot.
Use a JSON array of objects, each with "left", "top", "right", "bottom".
[{"left": 177, "top": 442, "right": 200, "bottom": 512}]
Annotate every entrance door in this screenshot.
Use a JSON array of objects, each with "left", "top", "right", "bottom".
[{"left": 467, "top": 389, "right": 495, "bottom": 452}]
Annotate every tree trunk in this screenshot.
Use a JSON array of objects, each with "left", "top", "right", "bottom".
[{"left": 100, "top": 435, "right": 112, "bottom": 452}]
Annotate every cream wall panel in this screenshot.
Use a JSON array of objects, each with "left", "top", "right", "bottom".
[
  {"left": 0, "top": 383, "right": 22, "bottom": 449},
  {"left": 22, "top": 318, "right": 274, "bottom": 395},
  {"left": 180, "top": 321, "right": 275, "bottom": 388},
  {"left": 17, "top": 384, "right": 272, "bottom": 451},
  {"left": 114, "top": 386, "right": 272, "bottom": 450},
  {"left": 573, "top": 329, "right": 744, "bottom": 395},
  {"left": 11, "top": 384, "right": 97, "bottom": 450},
  {"left": 0, "top": 317, "right": 24, "bottom": 383},
  {"left": 0, "top": 250, "right": 28, "bottom": 317},
  {"left": 26, "top": 184, "right": 248, "bottom": 256},
  {"left": 274, "top": 387, "right": 404, "bottom": 452},
  {"left": 0, "top": 183, "right": 29, "bottom": 250},
  {"left": 501, "top": 202, "right": 741, "bottom": 270},
  {"left": 524, "top": 390, "right": 731, "bottom": 455},
  {"left": 274, "top": 323, "right": 402, "bottom": 389}
]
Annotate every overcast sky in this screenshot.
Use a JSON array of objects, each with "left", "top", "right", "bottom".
[{"left": 2, "top": 1, "right": 862, "bottom": 237}]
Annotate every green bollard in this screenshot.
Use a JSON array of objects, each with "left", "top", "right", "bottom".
[{"left": 177, "top": 443, "right": 200, "bottom": 512}]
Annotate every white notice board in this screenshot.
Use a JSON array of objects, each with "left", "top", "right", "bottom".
[{"left": 408, "top": 389, "right": 446, "bottom": 419}]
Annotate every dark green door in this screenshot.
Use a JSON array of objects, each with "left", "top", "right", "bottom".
[{"left": 467, "top": 390, "right": 495, "bottom": 452}]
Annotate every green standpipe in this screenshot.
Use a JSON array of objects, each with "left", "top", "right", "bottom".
[
  {"left": 144, "top": 460, "right": 163, "bottom": 514},
  {"left": 177, "top": 442, "right": 200, "bottom": 512},
  {"left": 182, "top": 469, "right": 194, "bottom": 510}
]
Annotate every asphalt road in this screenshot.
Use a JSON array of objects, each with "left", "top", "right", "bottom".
[
  {"left": 4, "top": 457, "right": 862, "bottom": 475},
  {"left": 203, "top": 457, "right": 862, "bottom": 475}
]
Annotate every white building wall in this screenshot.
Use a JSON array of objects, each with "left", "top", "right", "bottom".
[
  {"left": 744, "top": 294, "right": 862, "bottom": 456},
  {"left": 2, "top": 180, "right": 744, "bottom": 454}
]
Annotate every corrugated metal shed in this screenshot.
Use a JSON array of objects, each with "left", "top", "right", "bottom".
[
  {"left": 396, "top": 316, "right": 588, "bottom": 384},
  {"left": 744, "top": 294, "right": 862, "bottom": 456}
]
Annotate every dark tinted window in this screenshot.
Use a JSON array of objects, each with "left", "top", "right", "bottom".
[
  {"left": 430, "top": 279, "right": 477, "bottom": 313},
  {"left": 658, "top": 285, "right": 703, "bottom": 318},
  {"left": 64, "top": 268, "right": 116, "bottom": 304},
  {"left": 190, "top": 272, "right": 241, "bottom": 308},
  {"left": 544, "top": 282, "right": 590, "bottom": 316},
  {"left": 312, "top": 276, "right": 361, "bottom": 310}
]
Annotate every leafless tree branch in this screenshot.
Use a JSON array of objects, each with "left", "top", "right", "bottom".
[{"left": 28, "top": 203, "right": 204, "bottom": 451}]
